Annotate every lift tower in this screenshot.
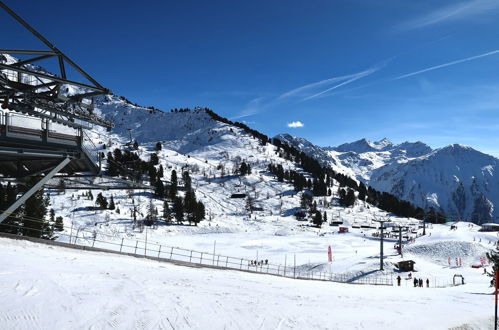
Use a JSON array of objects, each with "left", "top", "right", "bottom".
[{"left": 0, "top": 1, "right": 113, "bottom": 223}]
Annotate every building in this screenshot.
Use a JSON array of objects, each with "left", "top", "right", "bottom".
[{"left": 480, "top": 223, "right": 499, "bottom": 232}]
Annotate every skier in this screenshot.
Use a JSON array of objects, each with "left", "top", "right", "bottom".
[
  {"left": 397, "top": 276, "right": 401, "bottom": 286},
  {"left": 426, "top": 279, "right": 429, "bottom": 288},
  {"left": 408, "top": 272, "right": 412, "bottom": 279},
  {"left": 419, "top": 278, "right": 423, "bottom": 287},
  {"left": 413, "top": 278, "right": 418, "bottom": 287}
]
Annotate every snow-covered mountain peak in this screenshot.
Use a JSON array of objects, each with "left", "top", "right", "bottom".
[{"left": 327, "top": 137, "right": 396, "bottom": 153}]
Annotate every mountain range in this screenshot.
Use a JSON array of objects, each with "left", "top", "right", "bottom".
[{"left": 275, "top": 134, "right": 497, "bottom": 223}]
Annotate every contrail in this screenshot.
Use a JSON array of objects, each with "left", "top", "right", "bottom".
[{"left": 395, "top": 49, "right": 499, "bottom": 80}]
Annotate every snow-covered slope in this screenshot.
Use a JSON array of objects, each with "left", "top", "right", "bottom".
[
  {"left": 276, "top": 135, "right": 499, "bottom": 223},
  {"left": 370, "top": 144, "right": 499, "bottom": 222},
  {"left": 0, "top": 220, "right": 495, "bottom": 329}
]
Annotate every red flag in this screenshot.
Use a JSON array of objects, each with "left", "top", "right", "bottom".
[{"left": 328, "top": 245, "right": 333, "bottom": 262}]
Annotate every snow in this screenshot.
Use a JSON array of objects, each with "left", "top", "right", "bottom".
[
  {"left": 0, "top": 236, "right": 494, "bottom": 330},
  {"left": 1, "top": 90, "right": 498, "bottom": 328},
  {"left": 277, "top": 134, "right": 499, "bottom": 223}
]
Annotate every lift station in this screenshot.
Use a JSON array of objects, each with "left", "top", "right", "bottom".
[{"left": 0, "top": 1, "right": 113, "bottom": 223}]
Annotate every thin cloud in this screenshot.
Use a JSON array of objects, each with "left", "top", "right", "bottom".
[
  {"left": 302, "top": 67, "right": 379, "bottom": 100},
  {"left": 278, "top": 74, "right": 360, "bottom": 100},
  {"left": 287, "top": 121, "right": 304, "bottom": 128},
  {"left": 231, "top": 97, "right": 266, "bottom": 120},
  {"left": 395, "top": 49, "right": 499, "bottom": 80},
  {"left": 279, "top": 65, "right": 382, "bottom": 102},
  {"left": 399, "top": 0, "right": 499, "bottom": 31}
]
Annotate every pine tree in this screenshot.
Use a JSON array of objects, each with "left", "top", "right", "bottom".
[
  {"left": 172, "top": 196, "right": 184, "bottom": 223},
  {"left": 193, "top": 201, "right": 205, "bottom": 226},
  {"left": 22, "top": 177, "right": 50, "bottom": 238},
  {"left": 55, "top": 216, "right": 64, "bottom": 231},
  {"left": 133, "top": 140, "right": 139, "bottom": 150},
  {"left": 144, "top": 199, "right": 157, "bottom": 226},
  {"left": 95, "top": 193, "right": 108, "bottom": 209},
  {"left": 158, "top": 164, "right": 164, "bottom": 179},
  {"left": 108, "top": 195, "right": 116, "bottom": 210},
  {"left": 169, "top": 170, "right": 178, "bottom": 199},
  {"left": 148, "top": 165, "right": 157, "bottom": 186},
  {"left": 155, "top": 180, "right": 165, "bottom": 198},
  {"left": 487, "top": 244, "right": 499, "bottom": 276},
  {"left": 184, "top": 190, "right": 197, "bottom": 224},
  {"left": 312, "top": 211, "right": 323, "bottom": 228},
  {"left": 239, "top": 162, "right": 248, "bottom": 175},
  {"left": 182, "top": 171, "right": 192, "bottom": 191},
  {"left": 162, "top": 200, "right": 172, "bottom": 222},
  {"left": 150, "top": 153, "right": 159, "bottom": 165},
  {"left": 155, "top": 141, "right": 162, "bottom": 151}
]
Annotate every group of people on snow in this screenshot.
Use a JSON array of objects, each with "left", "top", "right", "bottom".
[
  {"left": 250, "top": 259, "right": 268, "bottom": 266},
  {"left": 396, "top": 274, "right": 429, "bottom": 287}
]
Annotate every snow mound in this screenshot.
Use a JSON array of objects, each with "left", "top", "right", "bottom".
[{"left": 405, "top": 241, "right": 487, "bottom": 265}]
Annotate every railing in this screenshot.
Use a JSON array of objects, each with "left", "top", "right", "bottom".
[
  {"left": 82, "top": 130, "right": 100, "bottom": 168},
  {"left": 0, "top": 212, "right": 394, "bottom": 286},
  {"left": 0, "top": 111, "right": 82, "bottom": 146}
]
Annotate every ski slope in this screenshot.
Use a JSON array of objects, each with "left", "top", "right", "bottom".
[{"left": 0, "top": 236, "right": 494, "bottom": 330}]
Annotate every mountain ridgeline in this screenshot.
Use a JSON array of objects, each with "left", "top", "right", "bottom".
[
  {"left": 277, "top": 134, "right": 498, "bottom": 224},
  {"left": 194, "top": 108, "right": 436, "bottom": 221}
]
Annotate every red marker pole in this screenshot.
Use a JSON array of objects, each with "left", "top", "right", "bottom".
[{"left": 495, "top": 270, "right": 498, "bottom": 330}]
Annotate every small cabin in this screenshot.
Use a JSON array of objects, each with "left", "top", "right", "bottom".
[
  {"left": 396, "top": 260, "right": 415, "bottom": 272},
  {"left": 339, "top": 227, "right": 349, "bottom": 233},
  {"left": 230, "top": 193, "right": 247, "bottom": 199},
  {"left": 480, "top": 223, "right": 499, "bottom": 232}
]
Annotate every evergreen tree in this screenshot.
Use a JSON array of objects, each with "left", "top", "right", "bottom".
[
  {"left": 155, "top": 180, "right": 165, "bottom": 198},
  {"left": 169, "top": 170, "right": 178, "bottom": 199},
  {"left": 300, "top": 192, "right": 313, "bottom": 210},
  {"left": 55, "top": 216, "right": 64, "bottom": 232},
  {"left": 108, "top": 195, "right": 116, "bottom": 210},
  {"left": 487, "top": 244, "right": 499, "bottom": 276},
  {"left": 155, "top": 141, "right": 162, "bottom": 151},
  {"left": 193, "top": 201, "right": 205, "bottom": 226},
  {"left": 148, "top": 164, "right": 157, "bottom": 186},
  {"left": 184, "top": 190, "right": 197, "bottom": 224},
  {"left": 172, "top": 196, "right": 184, "bottom": 223},
  {"left": 133, "top": 140, "right": 139, "bottom": 150},
  {"left": 95, "top": 193, "right": 108, "bottom": 209},
  {"left": 182, "top": 171, "right": 192, "bottom": 191},
  {"left": 162, "top": 200, "right": 172, "bottom": 222},
  {"left": 144, "top": 199, "right": 157, "bottom": 226},
  {"left": 312, "top": 211, "right": 323, "bottom": 228},
  {"left": 22, "top": 177, "right": 50, "bottom": 238},
  {"left": 106, "top": 152, "right": 119, "bottom": 176},
  {"left": 158, "top": 164, "right": 164, "bottom": 179},
  {"left": 150, "top": 153, "right": 159, "bottom": 165},
  {"left": 239, "top": 162, "right": 248, "bottom": 175}
]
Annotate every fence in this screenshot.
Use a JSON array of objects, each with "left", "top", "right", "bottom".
[{"left": 0, "top": 212, "right": 397, "bottom": 286}]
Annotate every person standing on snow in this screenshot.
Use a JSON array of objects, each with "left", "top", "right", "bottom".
[
  {"left": 419, "top": 278, "right": 423, "bottom": 287},
  {"left": 413, "top": 278, "right": 418, "bottom": 287},
  {"left": 426, "top": 279, "right": 429, "bottom": 287},
  {"left": 397, "top": 276, "right": 401, "bottom": 286}
]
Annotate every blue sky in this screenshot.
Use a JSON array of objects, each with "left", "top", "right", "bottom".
[{"left": 2, "top": 0, "right": 499, "bottom": 155}]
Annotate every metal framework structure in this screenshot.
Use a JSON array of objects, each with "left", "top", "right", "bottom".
[
  {"left": 0, "top": 1, "right": 112, "bottom": 130},
  {"left": 0, "top": 2, "right": 115, "bottom": 224}
]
